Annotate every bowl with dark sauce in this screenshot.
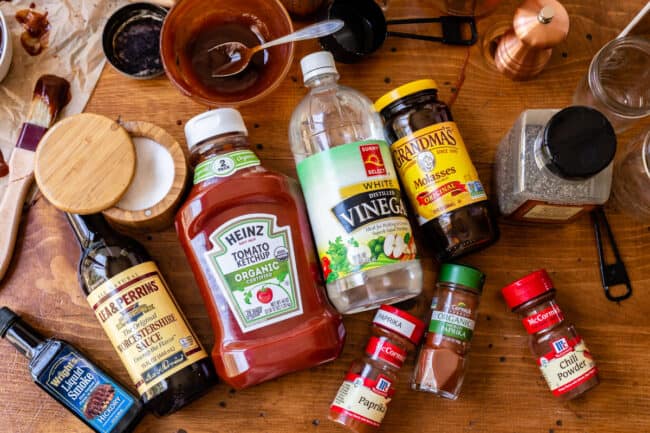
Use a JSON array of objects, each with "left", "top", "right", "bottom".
[
  {"left": 103, "top": 3, "right": 167, "bottom": 79},
  {"left": 160, "top": 0, "right": 294, "bottom": 106},
  {"left": 0, "top": 9, "right": 14, "bottom": 82}
]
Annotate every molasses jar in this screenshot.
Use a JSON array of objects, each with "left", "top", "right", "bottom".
[{"left": 375, "top": 80, "right": 498, "bottom": 261}]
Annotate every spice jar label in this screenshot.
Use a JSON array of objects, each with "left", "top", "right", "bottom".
[
  {"left": 193, "top": 150, "right": 261, "bottom": 184},
  {"left": 518, "top": 203, "right": 586, "bottom": 221},
  {"left": 374, "top": 306, "right": 421, "bottom": 342},
  {"left": 204, "top": 213, "right": 304, "bottom": 332},
  {"left": 537, "top": 337, "right": 598, "bottom": 396},
  {"left": 330, "top": 373, "right": 394, "bottom": 427},
  {"left": 429, "top": 310, "right": 475, "bottom": 342},
  {"left": 390, "top": 122, "right": 487, "bottom": 224},
  {"left": 366, "top": 336, "right": 407, "bottom": 368},
  {"left": 523, "top": 305, "right": 565, "bottom": 334},
  {"left": 38, "top": 346, "right": 138, "bottom": 433},
  {"left": 86, "top": 261, "right": 209, "bottom": 395},
  {"left": 297, "top": 140, "right": 416, "bottom": 284}
]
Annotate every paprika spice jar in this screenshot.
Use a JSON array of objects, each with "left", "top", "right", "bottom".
[
  {"left": 329, "top": 305, "right": 424, "bottom": 432},
  {"left": 501, "top": 270, "right": 599, "bottom": 400},
  {"left": 411, "top": 263, "right": 484, "bottom": 399},
  {"left": 375, "top": 80, "right": 498, "bottom": 261}
]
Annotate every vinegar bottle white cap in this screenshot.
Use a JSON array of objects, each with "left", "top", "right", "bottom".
[{"left": 300, "top": 51, "right": 338, "bottom": 83}]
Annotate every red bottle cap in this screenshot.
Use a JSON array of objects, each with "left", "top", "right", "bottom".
[
  {"left": 501, "top": 269, "right": 555, "bottom": 309},
  {"left": 373, "top": 305, "right": 425, "bottom": 345}
]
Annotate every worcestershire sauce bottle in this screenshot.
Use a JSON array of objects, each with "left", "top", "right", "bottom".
[
  {"left": 67, "top": 213, "right": 217, "bottom": 416},
  {"left": 0, "top": 307, "right": 143, "bottom": 432}
]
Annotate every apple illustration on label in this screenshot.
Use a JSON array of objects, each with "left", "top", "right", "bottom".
[
  {"left": 383, "top": 234, "right": 405, "bottom": 259},
  {"left": 257, "top": 287, "right": 273, "bottom": 304}
]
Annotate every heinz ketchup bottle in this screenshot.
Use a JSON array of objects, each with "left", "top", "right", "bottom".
[{"left": 175, "top": 108, "right": 346, "bottom": 389}]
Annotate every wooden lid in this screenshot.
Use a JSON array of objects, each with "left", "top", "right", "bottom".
[{"left": 34, "top": 113, "right": 136, "bottom": 214}]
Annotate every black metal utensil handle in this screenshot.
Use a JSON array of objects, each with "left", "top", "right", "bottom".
[
  {"left": 386, "top": 16, "right": 478, "bottom": 46},
  {"left": 591, "top": 207, "right": 632, "bottom": 302}
]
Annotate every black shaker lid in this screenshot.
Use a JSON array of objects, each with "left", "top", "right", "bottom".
[
  {"left": 0, "top": 306, "right": 19, "bottom": 337},
  {"left": 543, "top": 106, "right": 617, "bottom": 179}
]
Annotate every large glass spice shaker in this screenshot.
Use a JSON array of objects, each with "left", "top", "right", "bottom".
[
  {"left": 501, "top": 270, "right": 599, "bottom": 400},
  {"left": 375, "top": 80, "right": 498, "bottom": 261},
  {"left": 572, "top": 36, "right": 650, "bottom": 133},
  {"left": 329, "top": 305, "right": 424, "bottom": 433},
  {"left": 495, "top": 106, "right": 616, "bottom": 223},
  {"left": 411, "top": 263, "right": 484, "bottom": 399},
  {"left": 611, "top": 129, "right": 650, "bottom": 221}
]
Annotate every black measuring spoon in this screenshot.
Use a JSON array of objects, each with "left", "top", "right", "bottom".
[{"left": 319, "top": 0, "right": 478, "bottom": 63}]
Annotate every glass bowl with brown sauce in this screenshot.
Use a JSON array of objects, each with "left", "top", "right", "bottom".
[{"left": 160, "top": 0, "right": 294, "bottom": 106}]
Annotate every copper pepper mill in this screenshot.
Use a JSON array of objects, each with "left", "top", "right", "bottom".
[{"left": 494, "top": 0, "right": 569, "bottom": 80}]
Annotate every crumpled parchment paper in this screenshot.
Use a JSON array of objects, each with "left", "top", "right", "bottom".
[{"left": 0, "top": 0, "right": 125, "bottom": 201}]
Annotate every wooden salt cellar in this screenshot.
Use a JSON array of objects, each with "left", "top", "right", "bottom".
[
  {"left": 103, "top": 121, "right": 188, "bottom": 232},
  {"left": 34, "top": 114, "right": 187, "bottom": 232}
]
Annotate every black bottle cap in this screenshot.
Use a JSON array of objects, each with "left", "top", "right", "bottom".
[
  {"left": 543, "top": 106, "right": 617, "bottom": 179},
  {"left": 0, "top": 306, "right": 19, "bottom": 338}
]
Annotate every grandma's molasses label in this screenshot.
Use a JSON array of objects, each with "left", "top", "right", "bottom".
[
  {"left": 297, "top": 140, "right": 416, "bottom": 283},
  {"left": 204, "top": 214, "right": 303, "bottom": 332},
  {"left": 390, "top": 122, "right": 487, "bottom": 224},
  {"left": 87, "top": 262, "right": 208, "bottom": 395},
  {"left": 538, "top": 336, "right": 598, "bottom": 396},
  {"left": 39, "top": 345, "right": 137, "bottom": 433}
]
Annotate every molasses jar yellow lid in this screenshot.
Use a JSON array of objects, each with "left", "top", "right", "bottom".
[{"left": 374, "top": 79, "right": 439, "bottom": 113}]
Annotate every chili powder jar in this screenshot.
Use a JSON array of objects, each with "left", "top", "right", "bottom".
[
  {"left": 329, "top": 305, "right": 424, "bottom": 432},
  {"left": 375, "top": 80, "right": 498, "bottom": 261},
  {"left": 412, "top": 263, "right": 484, "bottom": 399},
  {"left": 501, "top": 270, "right": 599, "bottom": 400}
]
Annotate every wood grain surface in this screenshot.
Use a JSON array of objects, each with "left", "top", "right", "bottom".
[{"left": 2, "top": 1, "right": 650, "bottom": 432}]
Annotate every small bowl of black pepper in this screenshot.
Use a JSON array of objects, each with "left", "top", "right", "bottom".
[{"left": 102, "top": 3, "right": 167, "bottom": 79}]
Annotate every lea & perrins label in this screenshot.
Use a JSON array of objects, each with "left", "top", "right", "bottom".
[{"left": 86, "top": 261, "right": 208, "bottom": 395}]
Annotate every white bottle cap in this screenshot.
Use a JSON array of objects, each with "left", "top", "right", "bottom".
[
  {"left": 300, "top": 51, "right": 338, "bottom": 83},
  {"left": 184, "top": 108, "right": 248, "bottom": 149}
]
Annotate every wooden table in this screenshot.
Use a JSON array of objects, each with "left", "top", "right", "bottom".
[{"left": 2, "top": 0, "right": 649, "bottom": 432}]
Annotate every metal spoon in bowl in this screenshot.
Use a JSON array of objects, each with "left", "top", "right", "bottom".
[{"left": 209, "top": 19, "right": 344, "bottom": 78}]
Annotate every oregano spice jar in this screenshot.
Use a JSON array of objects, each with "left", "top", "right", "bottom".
[{"left": 375, "top": 80, "right": 498, "bottom": 261}]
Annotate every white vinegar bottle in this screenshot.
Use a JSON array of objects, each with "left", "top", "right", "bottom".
[{"left": 289, "top": 51, "right": 423, "bottom": 314}]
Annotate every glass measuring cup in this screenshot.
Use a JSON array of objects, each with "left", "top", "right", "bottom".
[
  {"left": 611, "top": 129, "right": 650, "bottom": 221},
  {"left": 573, "top": 36, "right": 650, "bottom": 133}
]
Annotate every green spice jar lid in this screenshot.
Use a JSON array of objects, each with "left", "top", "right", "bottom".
[{"left": 438, "top": 263, "right": 485, "bottom": 294}]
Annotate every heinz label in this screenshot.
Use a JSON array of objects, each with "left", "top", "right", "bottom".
[{"left": 204, "top": 214, "right": 303, "bottom": 332}]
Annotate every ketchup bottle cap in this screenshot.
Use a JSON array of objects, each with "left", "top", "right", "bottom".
[
  {"left": 185, "top": 108, "right": 248, "bottom": 149},
  {"left": 372, "top": 305, "right": 425, "bottom": 345},
  {"left": 501, "top": 269, "right": 555, "bottom": 309}
]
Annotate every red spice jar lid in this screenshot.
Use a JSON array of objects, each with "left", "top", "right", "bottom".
[
  {"left": 373, "top": 305, "right": 425, "bottom": 345},
  {"left": 501, "top": 269, "right": 554, "bottom": 309}
]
